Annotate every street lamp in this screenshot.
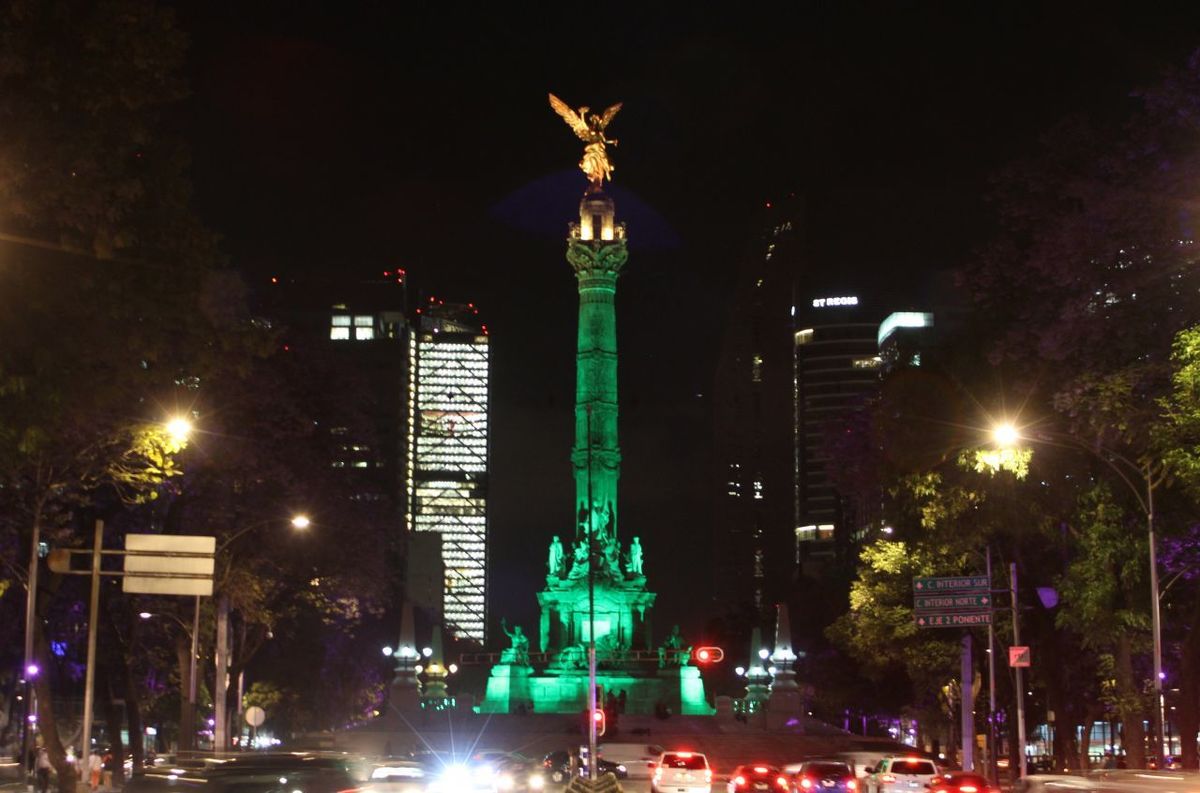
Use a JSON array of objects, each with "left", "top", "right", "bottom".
[
  {"left": 212, "top": 512, "right": 309, "bottom": 752},
  {"left": 21, "top": 413, "right": 194, "bottom": 775},
  {"left": 166, "top": 416, "right": 194, "bottom": 443},
  {"left": 992, "top": 421, "right": 1168, "bottom": 768}
]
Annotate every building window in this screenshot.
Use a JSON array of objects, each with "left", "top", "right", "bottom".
[
  {"left": 354, "top": 315, "right": 375, "bottom": 341},
  {"left": 751, "top": 354, "right": 763, "bottom": 383},
  {"left": 331, "top": 314, "right": 351, "bottom": 341},
  {"left": 852, "top": 356, "right": 882, "bottom": 369},
  {"left": 795, "top": 328, "right": 814, "bottom": 345}
]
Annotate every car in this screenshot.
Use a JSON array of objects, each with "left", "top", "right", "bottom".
[
  {"left": 490, "top": 755, "right": 546, "bottom": 792},
  {"left": 832, "top": 753, "right": 892, "bottom": 781},
  {"left": 791, "top": 761, "right": 856, "bottom": 793},
  {"left": 124, "top": 753, "right": 358, "bottom": 793},
  {"left": 929, "top": 773, "right": 995, "bottom": 793},
  {"left": 863, "top": 757, "right": 938, "bottom": 793},
  {"left": 363, "top": 760, "right": 427, "bottom": 792},
  {"left": 599, "top": 743, "right": 666, "bottom": 780},
  {"left": 541, "top": 750, "right": 627, "bottom": 785},
  {"left": 652, "top": 751, "right": 712, "bottom": 793},
  {"left": 727, "top": 764, "right": 788, "bottom": 793}
]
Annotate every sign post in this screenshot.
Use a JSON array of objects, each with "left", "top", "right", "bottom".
[
  {"left": 914, "top": 573, "right": 994, "bottom": 773},
  {"left": 48, "top": 532, "right": 215, "bottom": 773}
]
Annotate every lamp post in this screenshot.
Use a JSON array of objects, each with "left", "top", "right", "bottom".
[
  {"left": 139, "top": 608, "right": 201, "bottom": 752},
  {"left": 992, "top": 423, "right": 1167, "bottom": 768},
  {"left": 212, "top": 512, "right": 309, "bottom": 752}
]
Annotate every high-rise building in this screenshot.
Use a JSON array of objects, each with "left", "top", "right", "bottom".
[
  {"left": 792, "top": 294, "right": 883, "bottom": 567},
  {"left": 406, "top": 301, "right": 491, "bottom": 644},
  {"left": 713, "top": 203, "right": 801, "bottom": 621}
]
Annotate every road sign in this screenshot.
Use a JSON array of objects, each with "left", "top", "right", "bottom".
[
  {"left": 913, "top": 575, "right": 990, "bottom": 593},
  {"left": 914, "top": 594, "right": 992, "bottom": 611},
  {"left": 914, "top": 612, "right": 992, "bottom": 628},
  {"left": 1009, "top": 646, "right": 1031, "bottom": 667},
  {"left": 123, "top": 534, "right": 215, "bottom": 596},
  {"left": 244, "top": 706, "right": 266, "bottom": 727}
]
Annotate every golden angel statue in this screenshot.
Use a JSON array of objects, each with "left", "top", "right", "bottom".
[{"left": 549, "top": 93, "right": 622, "bottom": 190}]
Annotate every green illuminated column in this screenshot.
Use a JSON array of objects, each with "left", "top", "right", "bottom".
[{"left": 566, "top": 191, "right": 628, "bottom": 553}]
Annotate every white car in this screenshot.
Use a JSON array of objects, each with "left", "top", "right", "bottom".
[
  {"left": 864, "top": 757, "right": 938, "bottom": 793},
  {"left": 653, "top": 751, "right": 712, "bottom": 793}
]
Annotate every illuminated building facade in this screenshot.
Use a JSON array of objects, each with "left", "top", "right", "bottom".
[
  {"left": 792, "top": 296, "right": 882, "bottom": 567},
  {"left": 406, "top": 302, "right": 490, "bottom": 644}
]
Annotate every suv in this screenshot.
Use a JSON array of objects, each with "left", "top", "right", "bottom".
[
  {"left": 864, "top": 757, "right": 938, "bottom": 793},
  {"left": 653, "top": 751, "right": 712, "bottom": 793}
]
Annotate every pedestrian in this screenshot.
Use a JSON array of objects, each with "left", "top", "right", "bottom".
[
  {"left": 101, "top": 748, "right": 115, "bottom": 791},
  {"left": 35, "top": 746, "right": 51, "bottom": 793},
  {"left": 88, "top": 748, "right": 103, "bottom": 791}
]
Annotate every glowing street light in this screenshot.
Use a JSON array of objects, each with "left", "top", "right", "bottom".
[
  {"left": 166, "top": 417, "right": 193, "bottom": 442},
  {"left": 991, "top": 422, "right": 1019, "bottom": 448},
  {"left": 290, "top": 514, "right": 311, "bottom": 530}
]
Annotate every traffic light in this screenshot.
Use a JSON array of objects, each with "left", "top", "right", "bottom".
[
  {"left": 592, "top": 708, "right": 606, "bottom": 737},
  {"left": 693, "top": 646, "right": 724, "bottom": 664}
]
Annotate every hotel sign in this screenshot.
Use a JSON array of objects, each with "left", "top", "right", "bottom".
[{"left": 812, "top": 296, "right": 858, "bottom": 308}]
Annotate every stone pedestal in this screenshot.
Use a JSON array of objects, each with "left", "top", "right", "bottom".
[{"left": 479, "top": 663, "right": 535, "bottom": 714}]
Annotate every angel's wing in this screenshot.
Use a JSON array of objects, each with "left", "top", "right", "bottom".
[
  {"left": 598, "top": 102, "right": 623, "bottom": 130},
  {"left": 549, "top": 93, "right": 591, "bottom": 141}
]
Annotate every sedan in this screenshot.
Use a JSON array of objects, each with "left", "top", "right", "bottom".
[
  {"left": 728, "top": 765, "right": 789, "bottom": 793},
  {"left": 792, "top": 761, "right": 857, "bottom": 793}
]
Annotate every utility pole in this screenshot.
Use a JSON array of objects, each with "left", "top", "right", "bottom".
[
  {"left": 214, "top": 593, "right": 230, "bottom": 752},
  {"left": 961, "top": 633, "right": 974, "bottom": 772},
  {"left": 80, "top": 520, "right": 104, "bottom": 786},
  {"left": 1147, "top": 472, "right": 1167, "bottom": 768},
  {"left": 1010, "top": 563, "right": 1027, "bottom": 779},
  {"left": 986, "top": 548, "right": 997, "bottom": 783},
  {"left": 21, "top": 518, "right": 43, "bottom": 791}
]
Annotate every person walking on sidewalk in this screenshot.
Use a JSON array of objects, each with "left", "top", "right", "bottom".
[
  {"left": 35, "top": 746, "right": 51, "bottom": 793},
  {"left": 87, "top": 748, "right": 102, "bottom": 792}
]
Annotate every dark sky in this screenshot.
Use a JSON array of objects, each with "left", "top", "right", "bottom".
[{"left": 175, "top": 2, "right": 1200, "bottom": 638}]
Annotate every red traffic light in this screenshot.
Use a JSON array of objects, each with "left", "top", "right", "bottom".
[
  {"left": 694, "top": 646, "right": 724, "bottom": 664},
  {"left": 592, "top": 708, "right": 606, "bottom": 736}
]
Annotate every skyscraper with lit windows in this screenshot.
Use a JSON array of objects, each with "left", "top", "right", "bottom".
[{"left": 406, "top": 301, "right": 490, "bottom": 644}]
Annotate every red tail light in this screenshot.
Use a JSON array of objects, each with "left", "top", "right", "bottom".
[
  {"left": 848, "top": 781, "right": 857, "bottom": 790},
  {"left": 705, "top": 769, "right": 713, "bottom": 784},
  {"left": 960, "top": 787, "right": 978, "bottom": 792},
  {"left": 777, "top": 777, "right": 789, "bottom": 789},
  {"left": 802, "top": 778, "right": 814, "bottom": 789},
  {"left": 735, "top": 776, "right": 747, "bottom": 787}
]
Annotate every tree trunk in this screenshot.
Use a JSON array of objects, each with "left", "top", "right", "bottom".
[
  {"left": 1079, "top": 701, "right": 1102, "bottom": 770},
  {"left": 1178, "top": 583, "right": 1200, "bottom": 769},
  {"left": 1116, "top": 634, "right": 1146, "bottom": 768},
  {"left": 123, "top": 644, "right": 144, "bottom": 773},
  {"left": 176, "top": 632, "right": 194, "bottom": 752},
  {"left": 32, "top": 622, "right": 76, "bottom": 793},
  {"left": 99, "top": 676, "right": 125, "bottom": 790}
]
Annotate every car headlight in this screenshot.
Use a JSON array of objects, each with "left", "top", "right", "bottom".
[
  {"left": 497, "top": 773, "right": 515, "bottom": 791},
  {"left": 529, "top": 774, "right": 545, "bottom": 790},
  {"left": 617, "top": 765, "right": 626, "bottom": 773}
]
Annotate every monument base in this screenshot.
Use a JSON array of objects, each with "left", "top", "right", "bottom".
[{"left": 478, "top": 663, "right": 535, "bottom": 714}]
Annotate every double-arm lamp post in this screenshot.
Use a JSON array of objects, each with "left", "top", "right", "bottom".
[
  {"left": 992, "top": 423, "right": 1167, "bottom": 768},
  {"left": 211, "top": 512, "right": 310, "bottom": 752}
]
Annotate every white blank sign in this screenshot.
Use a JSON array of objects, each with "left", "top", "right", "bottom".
[{"left": 123, "top": 534, "right": 216, "bottom": 596}]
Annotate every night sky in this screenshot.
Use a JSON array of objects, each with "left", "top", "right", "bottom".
[{"left": 175, "top": 3, "right": 1200, "bottom": 638}]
